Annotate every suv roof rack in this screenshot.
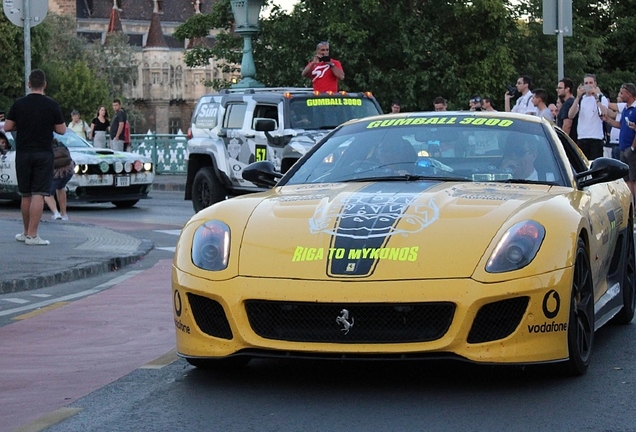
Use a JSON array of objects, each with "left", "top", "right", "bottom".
[{"left": 219, "top": 87, "right": 314, "bottom": 95}]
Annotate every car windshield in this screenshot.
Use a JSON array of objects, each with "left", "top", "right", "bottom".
[
  {"left": 289, "top": 97, "right": 381, "bottom": 129},
  {"left": 284, "top": 114, "right": 564, "bottom": 186},
  {"left": 54, "top": 131, "right": 92, "bottom": 148}
]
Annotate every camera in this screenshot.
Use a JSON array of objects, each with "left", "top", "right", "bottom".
[
  {"left": 318, "top": 56, "right": 331, "bottom": 62},
  {"left": 505, "top": 84, "right": 518, "bottom": 97}
]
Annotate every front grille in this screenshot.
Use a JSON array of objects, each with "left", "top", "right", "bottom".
[
  {"left": 74, "top": 185, "right": 150, "bottom": 198},
  {"left": 188, "top": 294, "right": 233, "bottom": 339},
  {"left": 467, "top": 297, "right": 529, "bottom": 344},
  {"left": 245, "top": 301, "right": 455, "bottom": 343}
]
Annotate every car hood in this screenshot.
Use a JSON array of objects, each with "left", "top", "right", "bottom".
[
  {"left": 237, "top": 181, "right": 557, "bottom": 279},
  {"left": 69, "top": 148, "right": 152, "bottom": 163}
]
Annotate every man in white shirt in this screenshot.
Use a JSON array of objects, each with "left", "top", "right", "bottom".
[
  {"left": 505, "top": 75, "right": 538, "bottom": 116},
  {"left": 567, "top": 73, "right": 609, "bottom": 160}
]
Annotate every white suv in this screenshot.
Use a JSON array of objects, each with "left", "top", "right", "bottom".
[{"left": 185, "top": 87, "right": 383, "bottom": 212}]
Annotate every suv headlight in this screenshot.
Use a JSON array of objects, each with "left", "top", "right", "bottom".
[
  {"left": 486, "top": 220, "right": 545, "bottom": 273},
  {"left": 192, "top": 220, "right": 230, "bottom": 271}
]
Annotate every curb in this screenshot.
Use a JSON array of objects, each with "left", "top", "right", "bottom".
[
  {"left": 0, "top": 239, "right": 154, "bottom": 294},
  {"left": 152, "top": 182, "right": 186, "bottom": 192}
]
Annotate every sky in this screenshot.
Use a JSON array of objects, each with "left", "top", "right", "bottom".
[{"left": 269, "top": 0, "right": 299, "bottom": 13}]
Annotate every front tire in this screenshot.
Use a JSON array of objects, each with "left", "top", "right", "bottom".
[
  {"left": 562, "top": 238, "right": 595, "bottom": 376},
  {"left": 186, "top": 356, "right": 251, "bottom": 370},
  {"left": 112, "top": 199, "right": 139, "bottom": 208},
  {"left": 192, "top": 166, "right": 228, "bottom": 212}
]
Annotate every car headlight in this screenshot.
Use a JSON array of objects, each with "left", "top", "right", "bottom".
[
  {"left": 144, "top": 162, "right": 153, "bottom": 172},
  {"left": 124, "top": 162, "right": 132, "bottom": 173},
  {"left": 75, "top": 164, "right": 89, "bottom": 174},
  {"left": 99, "top": 161, "right": 109, "bottom": 173},
  {"left": 192, "top": 220, "right": 230, "bottom": 271},
  {"left": 486, "top": 220, "right": 545, "bottom": 273},
  {"left": 114, "top": 161, "right": 124, "bottom": 173}
]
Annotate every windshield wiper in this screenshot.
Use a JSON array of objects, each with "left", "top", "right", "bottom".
[
  {"left": 494, "top": 178, "right": 559, "bottom": 186},
  {"left": 342, "top": 174, "right": 469, "bottom": 183}
]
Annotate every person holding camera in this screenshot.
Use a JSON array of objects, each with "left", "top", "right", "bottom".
[
  {"left": 504, "top": 76, "right": 538, "bottom": 116},
  {"left": 567, "top": 73, "right": 609, "bottom": 160},
  {"left": 301, "top": 41, "right": 344, "bottom": 93}
]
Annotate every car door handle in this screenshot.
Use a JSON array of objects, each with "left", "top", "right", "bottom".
[{"left": 244, "top": 134, "right": 255, "bottom": 138}]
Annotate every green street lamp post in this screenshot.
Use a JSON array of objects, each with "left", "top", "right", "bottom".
[{"left": 230, "top": 0, "right": 265, "bottom": 88}]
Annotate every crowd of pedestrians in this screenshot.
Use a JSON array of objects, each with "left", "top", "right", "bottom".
[{"left": 428, "top": 74, "right": 636, "bottom": 200}]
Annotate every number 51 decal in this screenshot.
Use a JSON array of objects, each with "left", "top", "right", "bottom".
[{"left": 255, "top": 144, "right": 267, "bottom": 162}]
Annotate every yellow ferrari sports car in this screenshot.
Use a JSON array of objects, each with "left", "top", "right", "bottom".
[{"left": 172, "top": 111, "right": 635, "bottom": 376}]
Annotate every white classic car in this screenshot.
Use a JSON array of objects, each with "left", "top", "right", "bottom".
[{"left": 0, "top": 126, "right": 154, "bottom": 208}]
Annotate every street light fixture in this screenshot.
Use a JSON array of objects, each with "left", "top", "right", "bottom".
[{"left": 230, "top": 0, "right": 265, "bottom": 88}]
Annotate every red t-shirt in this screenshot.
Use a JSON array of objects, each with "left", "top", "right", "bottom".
[{"left": 306, "top": 59, "right": 343, "bottom": 92}]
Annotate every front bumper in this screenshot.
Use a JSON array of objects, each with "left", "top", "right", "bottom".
[
  {"left": 172, "top": 267, "right": 573, "bottom": 365},
  {"left": 66, "top": 173, "right": 154, "bottom": 202}
]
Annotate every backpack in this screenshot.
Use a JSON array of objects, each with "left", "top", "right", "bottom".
[
  {"left": 124, "top": 121, "right": 131, "bottom": 144},
  {"left": 53, "top": 140, "right": 72, "bottom": 168}
]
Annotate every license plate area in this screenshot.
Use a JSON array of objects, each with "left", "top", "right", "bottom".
[{"left": 115, "top": 176, "right": 130, "bottom": 187}]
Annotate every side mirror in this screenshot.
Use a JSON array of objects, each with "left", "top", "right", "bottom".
[
  {"left": 253, "top": 118, "right": 277, "bottom": 132},
  {"left": 576, "top": 157, "right": 628, "bottom": 188},
  {"left": 242, "top": 161, "right": 283, "bottom": 188}
]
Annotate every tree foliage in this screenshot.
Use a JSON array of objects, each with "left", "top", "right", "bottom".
[
  {"left": 0, "top": 8, "right": 47, "bottom": 112},
  {"left": 174, "top": 0, "right": 636, "bottom": 111},
  {"left": 43, "top": 61, "right": 109, "bottom": 119},
  {"left": 0, "top": 11, "right": 137, "bottom": 121}
]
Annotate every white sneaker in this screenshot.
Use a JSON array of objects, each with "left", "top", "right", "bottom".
[
  {"left": 51, "top": 212, "right": 62, "bottom": 220},
  {"left": 15, "top": 233, "right": 27, "bottom": 242},
  {"left": 25, "top": 236, "right": 50, "bottom": 246},
  {"left": 61, "top": 215, "right": 69, "bottom": 221}
]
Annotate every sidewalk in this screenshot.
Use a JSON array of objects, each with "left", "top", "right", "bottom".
[
  {"left": 0, "top": 259, "right": 176, "bottom": 432},
  {"left": 0, "top": 174, "right": 186, "bottom": 294}
]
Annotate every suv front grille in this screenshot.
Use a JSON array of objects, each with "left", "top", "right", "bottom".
[{"left": 245, "top": 301, "right": 455, "bottom": 343}]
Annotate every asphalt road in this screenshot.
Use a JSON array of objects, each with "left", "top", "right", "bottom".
[{"left": 1, "top": 190, "right": 635, "bottom": 432}]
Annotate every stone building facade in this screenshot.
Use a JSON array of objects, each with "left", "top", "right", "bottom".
[{"left": 48, "top": 0, "right": 225, "bottom": 134}]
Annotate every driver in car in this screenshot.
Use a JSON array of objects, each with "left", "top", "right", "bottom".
[
  {"left": 500, "top": 139, "right": 539, "bottom": 180},
  {"left": 372, "top": 139, "right": 417, "bottom": 175}
]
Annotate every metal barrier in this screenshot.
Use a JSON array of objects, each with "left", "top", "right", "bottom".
[{"left": 129, "top": 133, "right": 188, "bottom": 174}]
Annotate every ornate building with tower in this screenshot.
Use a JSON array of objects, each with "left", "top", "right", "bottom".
[{"left": 47, "top": 0, "right": 226, "bottom": 134}]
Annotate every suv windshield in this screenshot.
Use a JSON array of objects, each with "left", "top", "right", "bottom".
[{"left": 289, "top": 97, "right": 381, "bottom": 129}]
